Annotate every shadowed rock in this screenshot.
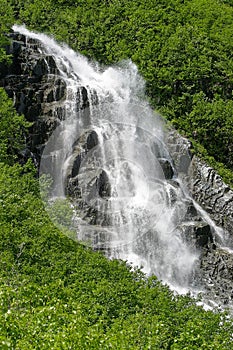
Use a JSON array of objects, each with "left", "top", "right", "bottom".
[
  {"left": 97, "top": 170, "right": 111, "bottom": 198},
  {"left": 158, "top": 158, "right": 174, "bottom": 179}
]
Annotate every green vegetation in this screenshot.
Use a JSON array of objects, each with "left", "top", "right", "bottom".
[
  {"left": 0, "top": 89, "right": 31, "bottom": 165},
  {"left": 1, "top": 161, "right": 233, "bottom": 348},
  {"left": 0, "top": 0, "right": 233, "bottom": 348},
  {"left": 0, "top": 0, "right": 13, "bottom": 64}
]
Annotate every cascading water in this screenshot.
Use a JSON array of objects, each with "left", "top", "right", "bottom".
[{"left": 13, "top": 25, "right": 231, "bottom": 298}]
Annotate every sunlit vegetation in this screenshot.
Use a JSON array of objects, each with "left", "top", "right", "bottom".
[{"left": 0, "top": 158, "right": 233, "bottom": 348}]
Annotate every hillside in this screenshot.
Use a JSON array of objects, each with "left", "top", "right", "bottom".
[
  {"left": 0, "top": 120, "right": 232, "bottom": 348},
  {"left": 0, "top": 0, "right": 233, "bottom": 348}
]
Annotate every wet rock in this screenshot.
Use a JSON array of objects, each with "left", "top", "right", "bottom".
[
  {"left": 165, "top": 180, "right": 179, "bottom": 206},
  {"left": 77, "top": 86, "right": 89, "bottom": 109},
  {"left": 86, "top": 130, "right": 98, "bottom": 150},
  {"left": 166, "top": 130, "right": 233, "bottom": 237},
  {"left": 71, "top": 154, "right": 82, "bottom": 178},
  {"left": 64, "top": 129, "right": 99, "bottom": 197},
  {"left": 33, "top": 57, "right": 50, "bottom": 76},
  {"left": 166, "top": 130, "right": 193, "bottom": 175},
  {"left": 166, "top": 129, "right": 233, "bottom": 307},
  {"left": 195, "top": 223, "right": 213, "bottom": 248},
  {"left": 151, "top": 141, "right": 162, "bottom": 158},
  {"left": 158, "top": 158, "right": 174, "bottom": 179},
  {"left": 185, "top": 202, "right": 198, "bottom": 220},
  {"left": 76, "top": 86, "right": 98, "bottom": 110},
  {"left": 46, "top": 79, "right": 66, "bottom": 103},
  {"left": 180, "top": 221, "right": 213, "bottom": 249},
  {"left": 188, "top": 156, "right": 233, "bottom": 235},
  {"left": 97, "top": 170, "right": 111, "bottom": 198}
]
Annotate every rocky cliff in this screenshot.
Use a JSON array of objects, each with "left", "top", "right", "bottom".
[
  {"left": 167, "top": 131, "right": 233, "bottom": 236},
  {"left": 0, "top": 32, "right": 89, "bottom": 166},
  {"left": 167, "top": 130, "right": 233, "bottom": 307},
  {"left": 189, "top": 156, "right": 233, "bottom": 235}
]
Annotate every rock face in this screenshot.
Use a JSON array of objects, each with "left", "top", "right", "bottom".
[
  {"left": 189, "top": 156, "right": 233, "bottom": 235},
  {"left": 167, "top": 130, "right": 233, "bottom": 307},
  {"left": 200, "top": 247, "right": 233, "bottom": 306},
  {"left": 167, "top": 130, "right": 233, "bottom": 236},
  {"left": 0, "top": 33, "right": 66, "bottom": 164},
  {"left": 166, "top": 131, "right": 193, "bottom": 176},
  {"left": 0, "top": 33, "right": 89, "bottom": 165},
  {"left": 188, "top": 157, "right": 233, "bottom": 308}
]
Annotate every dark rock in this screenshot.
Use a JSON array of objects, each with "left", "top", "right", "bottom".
[
  {"left": 54, "top": 79, "right": 66, "bottom": 101},
  {"left": 46, "top": 56, "right": 58, "bottom": 74},
  {"left": 33, "top": 58, "right": 49, "bottom": 76},
  {"left": 0, "top": 33, "right": 70, "bottom": 164},
  {"left": 166, "top": 129, "right": 233, "bottom": 307},
  {"left": 185, "top": 202, "right": 198, "bottom": 219},
  {"left": 71, "top": 154, "right": 82, "bottom": 178},
  {"left": 86, "top": 130, "right": 98, "bottom": 150},
  {"left": 158, "top": 158, "right": 174, "bottom": 179},
  {"left": 63, "top": 129, "right": 99, "bottom": 199},
  {"left": 78, "top": 86, "right": 89, "bottom": 108},
  {"left": 97, "top": 170, "right": 111, "bottom": 198},
  {"left": 166, "top": 130, "right": 233, "bottom": 237},
  {"left": 180, "top": 221, "right": 213, "bottom": 249},
  {"left": 195, "top": 223, "right": 213, "bottom": 248},
  {"left": 76, "top": 86, "right": 98, "bottom": 109}
]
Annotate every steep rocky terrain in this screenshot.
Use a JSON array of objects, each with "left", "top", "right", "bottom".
[
  {"left": 1, "top": 31, "right": 233, "bottom": 308},
  {"left": 167, "top": 131, "right": 233, "bottom": 307}
]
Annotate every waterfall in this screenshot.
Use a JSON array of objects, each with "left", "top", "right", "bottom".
[{"left": 13, "top": 24, "right": 223, "bottom": 295}]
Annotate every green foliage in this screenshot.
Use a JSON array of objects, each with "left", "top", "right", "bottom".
[
  {"left": 0, "top": 88, "right": 31, "bottom": 165},
  {"left": 0, "top": 159, "right": 232, "bottom": 348},
  {"left": 0, "top": 0, "right": 14, "bottom": 63},
  {"left": 189, "top": 94, "right": 233, "bottom": 167}
]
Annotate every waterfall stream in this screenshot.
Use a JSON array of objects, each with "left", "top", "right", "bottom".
[{"left": 13, "top": 25, "right": 232, "bottom": 300}]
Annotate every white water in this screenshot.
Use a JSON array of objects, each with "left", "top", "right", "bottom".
[{"left": 13, "top": 24, "right": 211, "bottom": 292}]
